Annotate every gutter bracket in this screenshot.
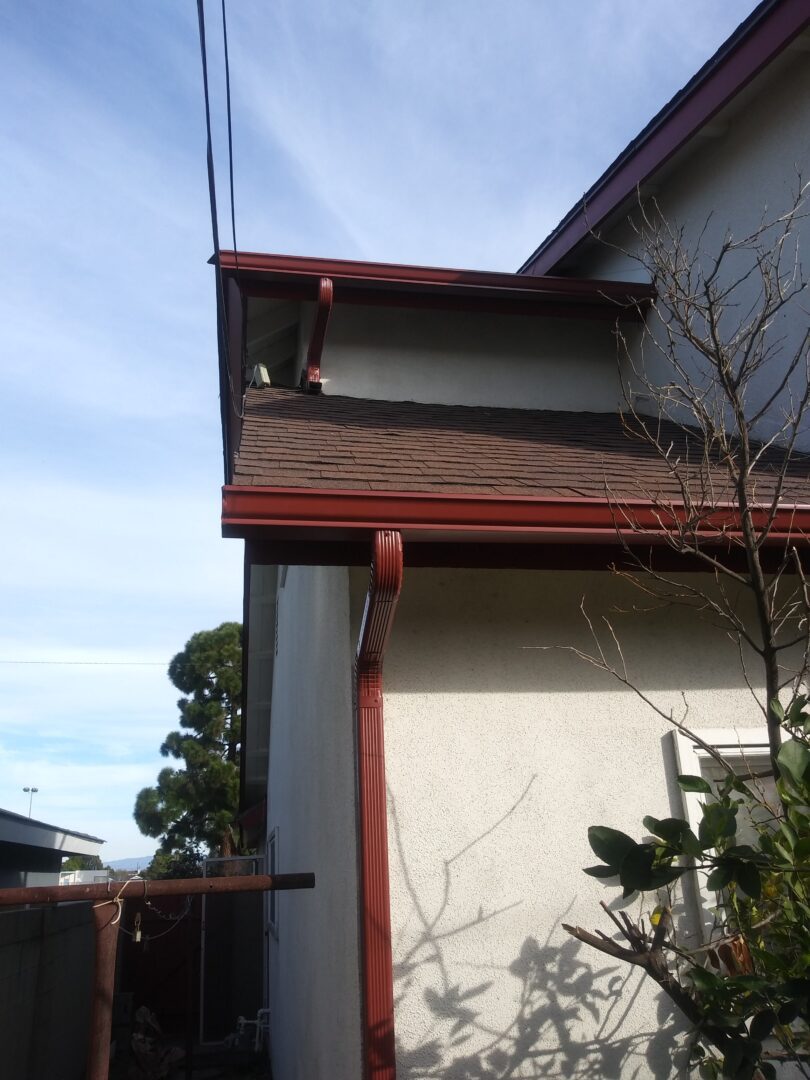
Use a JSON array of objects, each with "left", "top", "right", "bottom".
[{"left": 304, "top": 277, "right": 334, "bottom": 394}]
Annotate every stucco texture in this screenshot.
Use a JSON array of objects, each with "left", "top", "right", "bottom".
[
  {"left": 313, "top": 304, "right": 623, "bottom": 414},
  {"left": 351, "top": 567, "right": 769, "bottom": 1079},
  {"left": 578, "top": 50, "right": 810, "bottom": 451}
]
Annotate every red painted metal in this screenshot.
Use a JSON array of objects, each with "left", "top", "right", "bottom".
[
  {"left": 521, "top": 0, "right": 810, "bottom": 275},
  {"left": 218, "top": 249, "right": 655, "bottom": 300},
  {"left": 222, "top": 484, "right": 810, "bottom": 546},
  {"left": 217, "top": 249, "right": 654, "bottom": 318},
  {"left": 87, "top": 899, "right": 121, "bottom": 1080},
  {"left": 305, "top": 276, "right": 334, "bottom": 391},
  {"left": 356, "top": 530, "right": 403, "bottom": 1080}
]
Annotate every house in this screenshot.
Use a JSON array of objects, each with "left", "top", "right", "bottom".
[
  {"left": 58, "top": 867, "right": 111, "bottom": 886},
  {"left": 0, "top": 807, "right": 104, "bottom": 888},
  {"left": 214, "top": 2, "right": 810, "bottom": 1077},
  {"left": 0, "top": 810, "right": 104, "bottom": 1078}
]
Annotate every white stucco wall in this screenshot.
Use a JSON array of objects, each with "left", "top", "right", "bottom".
[
  {"left": 349, "top": 566, "right": 770, "bottom": 1079},
  {"left": 299, "top": 303, "right": 624, "bottom": 413},
  {"left": 574, "top": 50, "right": 810, "bottom": 448},
  {"left": 265, "top": 564, "right": 362, "bottom": 1080}
]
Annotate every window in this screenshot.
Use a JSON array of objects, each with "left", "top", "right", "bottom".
[
  {"left": 267, "top": 826, "right": 279, "bottom": 939},
  {"left": 671, "top": 727, "right": 777, "bottom": 938}
]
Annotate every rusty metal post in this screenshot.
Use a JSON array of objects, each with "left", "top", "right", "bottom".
[
  {"left": 87, "top": 899, "right": 122, "bottom": 1080},
  {"left": 0, "top": 873, "right": 314, "bottom": 907},
  {"left": 0, "top": 873, "right": 315, "bottom": 1080}
]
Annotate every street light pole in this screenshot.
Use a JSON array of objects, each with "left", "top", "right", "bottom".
[{"left": 23, "top": 787, "right": 38, "bottom": 818}]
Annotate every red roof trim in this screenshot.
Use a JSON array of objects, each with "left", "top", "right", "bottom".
[
  {"left": 222, "top": 485, "right": 810, "bottom": 545},
  {"left": 217, "top": 250, "right": 655, "bottom": 311},
  {"left": 520, "top": 0, "right": 810, "bottom": 276}
]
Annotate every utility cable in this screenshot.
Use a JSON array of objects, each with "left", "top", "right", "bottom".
[
  {"left": 196, "top": 0, "right": 244, "bottom": 459},
  {"left": 221, "top": 0, "right": 239, "bottom": 266}
]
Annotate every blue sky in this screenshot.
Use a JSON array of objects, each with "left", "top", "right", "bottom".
[{"left": 0, "top": 0, "right": 754, "bottom": 859}]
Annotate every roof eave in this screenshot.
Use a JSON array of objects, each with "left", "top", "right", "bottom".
[
  {"left": 217, "top": 250, "right": 655, "bottom": 316},
  {"left": 222, "top": 483, "right": 810, "bottom": 553},
  {"left": 519, "top": 0, "right": 810, "bottom": 276}
]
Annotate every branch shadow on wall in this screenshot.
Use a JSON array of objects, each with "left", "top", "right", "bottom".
[{"left": 381, "top": 780, "right": 689, "bottom": 1079}]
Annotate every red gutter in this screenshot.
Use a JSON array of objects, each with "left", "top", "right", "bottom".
[
  {"left": 223, "top": 485, "right": 810, "bottom": 545},
  {"left": 218, "top": 249, "right": 654, "bottom": 313},
  {"left": 520, "top": 0, "right": 810, "bottom": 275},
  {"left": 355, "top": 530, "right": 404, "bottom": 1080},
  {"left": 304, "top": 276, "right": 334, "bottom": 393}
]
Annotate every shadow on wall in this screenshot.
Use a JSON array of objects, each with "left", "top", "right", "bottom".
[
  {"left": 384, "top": 783, "right": 690, "bottom": 1079},
  {"left": 378, "top": 567, "right": 759, "bottom": 696}
]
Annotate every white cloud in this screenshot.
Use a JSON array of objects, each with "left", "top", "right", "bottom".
[{"left": 0, "top": 739, "right": 164, "bottom": 860}]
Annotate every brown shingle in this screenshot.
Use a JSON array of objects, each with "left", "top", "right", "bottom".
[{"left": 233, "top": 388, "right": 810, "bottom": 504}]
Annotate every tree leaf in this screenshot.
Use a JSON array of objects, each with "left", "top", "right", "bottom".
[
  {"left": 699, "top": 803, "right": 738, "bottom": 849},
  {"left": 777, "top": 999, "right": 802, "bottom": 1024},
  {"left": 583, "top": 865, "right": 619, "bottom": 879},
  {"left": 787, "top": 694, "right": 807, "bottom": 726},
  {"left": 706, "top": 863, "right": 734, "bottom": 891},
  {"left": 721, "top": 1038, "right": 745, "bottom": 1078},
  {"left": 748, "top": 1009, "right": 776, "bottom": 1041},
  {"left": 588, "top": 826, "right": 638, "bottom": 868},
  {"left": 647, "top": 865, "right": 686, "bottom": 889},
  {"left": 733, "top": 861, "right": 761, "bottom": 900},
  {"left": 778, "top": 740, "right": 810, "bottom": 789},
  {"left": 678, "top": 774, "right": 713, "bottom": 794},
  {"left": 646, "top": 816, "right": 692, "bottom": 846},
  {"left": 689, "top": 966, "right": 722, "bottom": 992},
  {"left": 619, "top": 844, "right": 656, "bottom": 891}
]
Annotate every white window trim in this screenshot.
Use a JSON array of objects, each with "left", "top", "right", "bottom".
[{"left": 671, "top": 727, "right": 772, "bottom": 940}]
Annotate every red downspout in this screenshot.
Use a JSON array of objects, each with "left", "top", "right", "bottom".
[
  {"left": 305, "top": 276, "right": 334, "bottom": 393},
  {"left": 355, "top": 529, "right": 404, "bottom": 1079}
]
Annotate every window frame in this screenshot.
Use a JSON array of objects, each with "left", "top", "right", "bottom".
[
  {"left": 671, "top": 726, "right": 773, "bottom": 939},
  {"left": 267, "top": 825, "right": 280, "bottom": 940}
]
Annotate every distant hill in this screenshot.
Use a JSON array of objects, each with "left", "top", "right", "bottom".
[{"left": 106, "top": 856, "right": 152, "bottom": 871}]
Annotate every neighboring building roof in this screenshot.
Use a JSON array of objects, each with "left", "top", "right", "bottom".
[
  {"left": 233, "top": 387, "right": 810, "bottom": 503},
  {"left": 519, "top": 0, "right": 810, "bottom": 276},
  {"left": 0, "top": 807, "right": 104, "bottom": 857}
]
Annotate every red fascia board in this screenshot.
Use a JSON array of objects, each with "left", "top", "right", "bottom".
[
  {"left": 217, "top": 250, "right": 655, "bottom": 311},
  {"left": 222, "top": 485, "right": 810, "bottom": 545},
  {"left": 521, "top": 0, "right": 810, "bottom": 276}
]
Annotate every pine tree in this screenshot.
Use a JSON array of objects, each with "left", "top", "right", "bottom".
[{"left": 134, "top": 622, "right": 242, "bottom": 860}]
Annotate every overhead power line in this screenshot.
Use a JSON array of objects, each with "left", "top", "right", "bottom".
[
  {"left": 221, "top": 0, "right": 239, "bottom": 260},
  {"left": 196, "top": 0, "right": 244, "bottom": 465}
]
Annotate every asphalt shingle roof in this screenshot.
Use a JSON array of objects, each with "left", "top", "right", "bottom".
[{"left": 234, "top": 387, "right": 810, "bottom": 504}]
